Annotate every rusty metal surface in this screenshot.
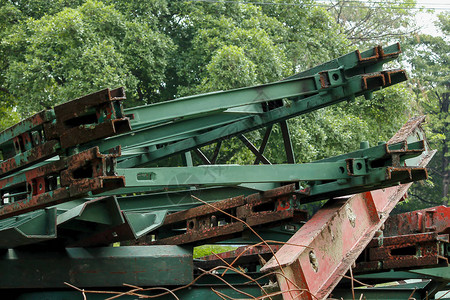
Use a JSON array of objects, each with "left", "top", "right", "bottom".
[
  {"left": 52, "top": 87, "right": 130, "bottom": 148},
  {"left": 0, "top": 110, "right": 54, "bottom": 151},
  {"left": 260, "top": 116, "right": 434, "bottom": 300},
  {"left": 146, "top": 184, "right": 307, "bottom": 245},
  {"left": 0, "top": 140, "right": 60, "bottom": 178},
  {"left": 384, "top": 206, "right": 450, "bottom": 237},
  {"left": 0, "top": 88, "right": 129, "bottom": 180},
  {"left": 0, "top": 147, "right": 124, "bottom": 220},
  {"left": 388, "top": 115, "right": 426, "bottom": 144},
  {"left": 355, "top": 232, "right": 449, "bottom": 272},
  {"left": 355, "top": 43, "right": 401, "bottom": 64}
]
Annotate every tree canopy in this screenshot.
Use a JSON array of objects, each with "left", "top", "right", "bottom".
[
  {"left": 395, "top": 12, "right": 450, "bottom": 211},
  {"left": 0, "top": 0, "right": 443, "bottom": 205}
]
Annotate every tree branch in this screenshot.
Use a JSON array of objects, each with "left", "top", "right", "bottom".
[{"left": 408, "top": 192, "right": 441, "bottom": 205}]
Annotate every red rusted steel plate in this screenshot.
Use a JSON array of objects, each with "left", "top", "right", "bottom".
[
  {"left": 384, "top": 206, "right": 450, "bottom": 236},
  {"left": 59, "top": 118, "right": 131, "bottom": 148},
  {"left": 260, "top": 116, "right": 435, "bottom": 300},
  {"left": 354, "top": 232, "right": 449, "bottom": 272}
]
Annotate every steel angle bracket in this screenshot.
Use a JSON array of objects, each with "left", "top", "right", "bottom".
[
  {"left": 260, "top": 116, "right": 435, "bottom": 300},
  {"left": 0, "top": 246, "right": 193, "bottom": 289},
  {"left": 67, "top": 209, "right": 168, "bottom": 247},
  {"left": 57, "top": 196, "right": 167, "bottom": 247}
]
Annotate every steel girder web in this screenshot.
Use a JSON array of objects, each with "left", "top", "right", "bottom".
[{"left": 260, "top": 116, "right": 436, "bottom": 300}]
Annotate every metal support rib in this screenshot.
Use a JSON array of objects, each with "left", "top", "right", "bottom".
[
  {"left": 279, "top": 121, "right": 296, "bottom": 164},
  {"left": 193, "top": 148, "right": 211, "bottom": 165},
  {"left": 239, "top": 134, "right": 271, "bottom": 165},
  {"left": 254, "top": 126, "right": 273, "bottom": 165}
]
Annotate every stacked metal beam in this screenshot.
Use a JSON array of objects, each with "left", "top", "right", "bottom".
[{"left": 0, "top": 43, "right": 442, "bottom": 299}]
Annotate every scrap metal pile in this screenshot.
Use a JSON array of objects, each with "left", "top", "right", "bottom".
[{"left": 0, "top": 43, "right": 447, "bottom": 299}]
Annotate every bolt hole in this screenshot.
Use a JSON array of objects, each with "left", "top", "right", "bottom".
[
  {"left": 339, "top": 166, "right": 345, "bottom": 174},
  {"left": 309, "top": 250, "right": 319, "bottom": 272},
  {"left": 188, "top": 221, "right": 195, "bottom": 230},
  {"left": 332, "top": 73, "right": 339, "bottom": 81},
  {"left": 356, "top": 162, "right": 363, "bottom": 170}
]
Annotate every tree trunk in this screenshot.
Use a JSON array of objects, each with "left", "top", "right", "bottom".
[{"left": 442, "top": 91, "right": 449, "bottom": 200}]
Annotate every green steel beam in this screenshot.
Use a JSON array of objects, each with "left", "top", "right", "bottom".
[
  {"left": 0, "top": 246, "right": 193, "bottom": 289},
  {"left": 125, "top": 68, "right": 344, "bottom": 129},
  {"left": 114, "top": 184, "right": 276, "bottom": 211},
  {"left": 287, "top": 43, "right": 401, "bottom": 80},
  {"left": 85, "top": 112, "right": 249, "bottom": 154},
  {"left": 117, "top": 161, "right": 355, "bottom": 188},
  {"left": 0, "top": 208, "right": 56, "bottom": 248},
  {"left": 118, "top": 70, "right": 406, "bottom": 167}
]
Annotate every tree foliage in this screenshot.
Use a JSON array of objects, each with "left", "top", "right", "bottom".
[
  {"left": 0, "top": 0, "right": 419, "bottom": 171},
  {"left": 396, "top": 13, "right": 450, "bottom": 211},
  {"left": 0, "top": 0, "right": 171, "bottom": 115},
  {"left": 326, "top": 0, "right": 418, "bottom": 46}
]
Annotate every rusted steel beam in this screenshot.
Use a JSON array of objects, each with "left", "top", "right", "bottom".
[
  {"left": 0, "top": 88, "right": 130, "bottom": 179},
  {"left": 355, "top": 232, "right": 449, "bottom": 273},
  {"left": 260, "top": 116, "right": 435, "bottom": 300},
  {"left": 45, "top": 87, "right": 130, "bottom": 148},
  {"left": 0, "top": 147, "right": 125, "bottom": 220},
  {"left": 144, "top": 184, "right": 307, "bottom": 245},
  {"left": 384, "top": 206, "right": 450, "bottom": 237}
]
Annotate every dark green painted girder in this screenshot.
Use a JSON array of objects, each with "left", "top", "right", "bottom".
[
  {"left": 118, "top": 70, "right": 406, "bottom": 168},
  {"left": 0, "top": 196, "right": 167, "bottom": 249},
  {"left": 93, "top": 113, "right": 248, "bottom": 154},
  {"left": 118, "top": 161, "right": 354, "bottom": 187},
  {"left": 287, "top": 43, "right": 401, "bottom": 80},
  {"left": 125, "top": 68, "right": 343, "bottom": 130},
  {"left": 0, "top": 246, "right": 193, "bottom": 289}
]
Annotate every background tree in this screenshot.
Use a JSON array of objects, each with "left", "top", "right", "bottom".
[
  {"left": 0, "top": 0, "right": 171, "bottom": 115},
  {"left": 0, "top": 0, "right": 420, "bottom": 171},
  {"left": 395, "top": 12, "right": 450, "bottom": 212},
  {"left": 326, "top": 0, "right": 418, "bottom": 46}
]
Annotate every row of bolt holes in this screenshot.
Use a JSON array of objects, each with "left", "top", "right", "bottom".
[{"left": 339, "top": 162, "right": 364, "bottom": 174}]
